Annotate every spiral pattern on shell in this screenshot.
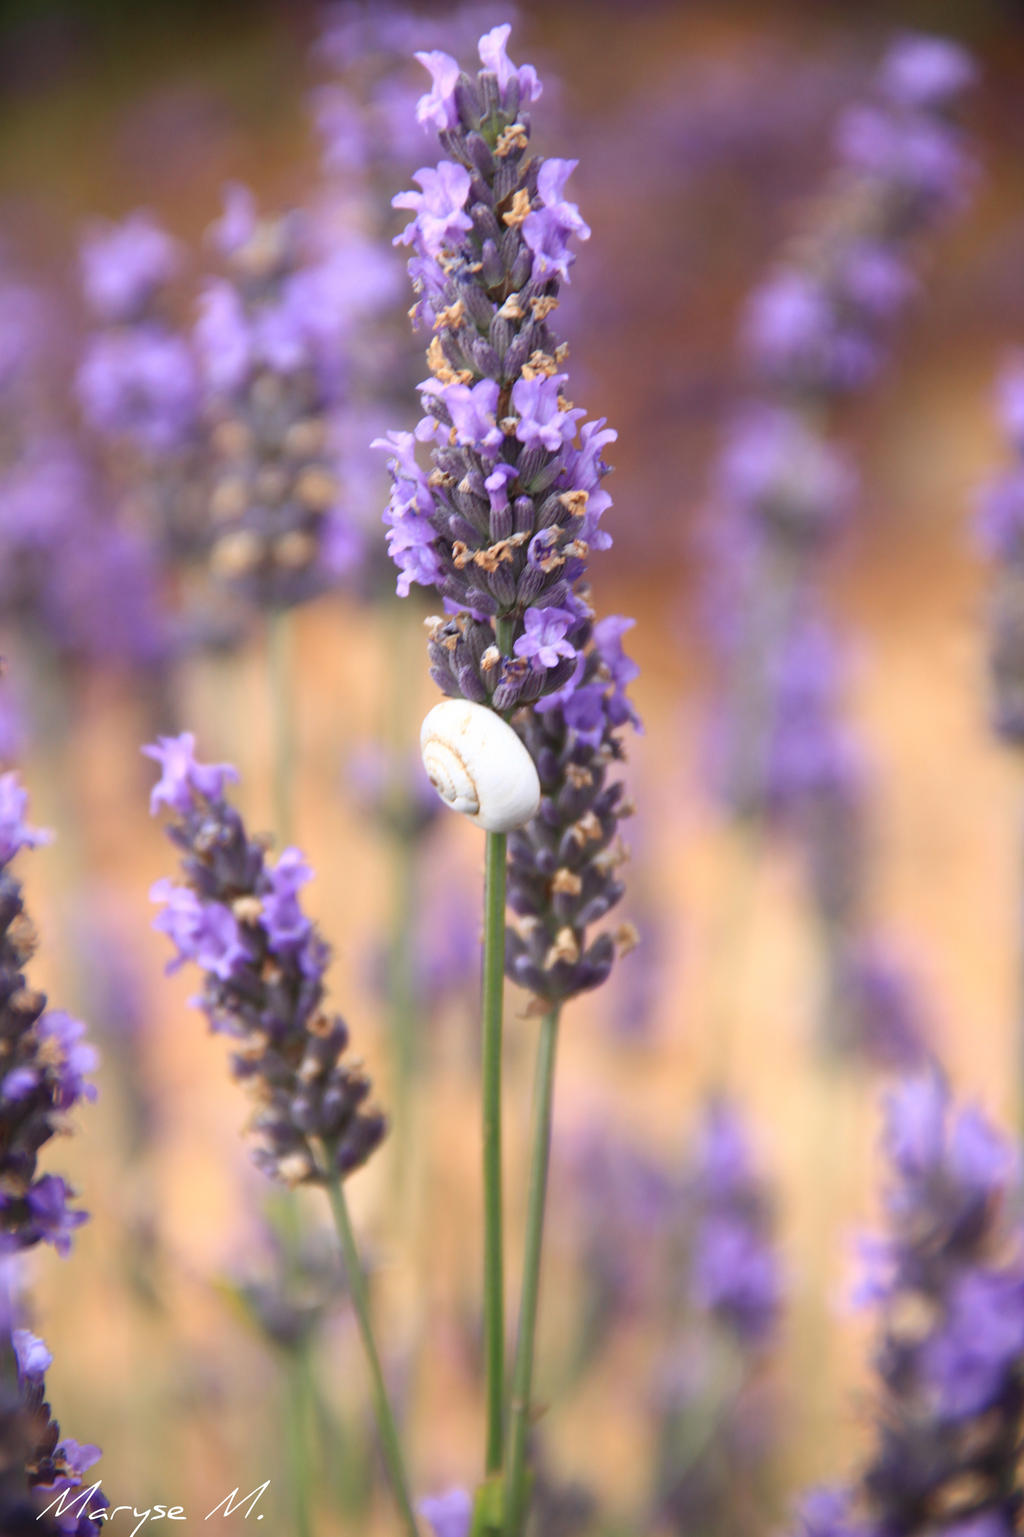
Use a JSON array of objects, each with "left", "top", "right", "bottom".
[{"left": 419, "top": 699, "right": 541, "bottom": 833}]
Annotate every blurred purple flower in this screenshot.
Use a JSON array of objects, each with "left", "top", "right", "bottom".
[
  {"left": 419, "top": 1488, "right": 471, "bottom": 1537},
  {"left": 79, "top": 211, "right": 180, "bottom": 323}
]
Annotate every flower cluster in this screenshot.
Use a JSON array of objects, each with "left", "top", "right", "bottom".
[
  {"left": 0, "top": 775, "right": 97, "bottom": 1255},
  {"left": 794, "top": 1075, "right": 1024, "bottom": 1537},
  {"left": 0, "top": 1324, "right": 108, "bottom": 1535},
  {"left": 506, "top": 616, "right": 639, "bottom": 1004},
  {"left": 684, "top": 1099, "right": 782, "bottom": 1347},
  {"left": 76, "top": 211, "right": 208, "bottom": 569},
  {"left": 376, "top": 24, "right": 617, "bottom": 711},
  {"left": 419, "top": 1486, "right": 472, "bottom": 1537},
  {"left": 146, "top": 733, "right": 386, "bottom": 1185},
  {"left": 0, "top": 258, "right": 168, "bottom": 678},
  {"left": 194, "top": 186, "right": 371, "bottom": 610},
  {"left": 743, "top": 32, "right": 974, "bottom": 404},
  {"left": 976, "top": 356, "right": 1024, "bottom": 745},
  {"left": 76, "top": 212, "right": 199, "bottom": 459}
]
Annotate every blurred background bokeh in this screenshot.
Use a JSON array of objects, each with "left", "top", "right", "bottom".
[{"left": 4, "top": 0, "right": 1024, "bottom": 1532}]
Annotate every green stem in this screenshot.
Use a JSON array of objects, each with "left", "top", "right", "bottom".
[
  {"left": 481, "top": 612, "right": 514, "bottom": 1488},
  {"left": 505, "top": 1007, "right": 561, "bottom": 1537},
  {"left": 323, "top": 1171, "right": 420, "bottom": 1537},
  {"left": 268, "top": 608, "right": 294, "bottom": 845},
  {"left": 284, "top": 1346, "right": 314, "bottom": 1537},
  {"left": 482, "top": 825, "right": 508, "bottom": 1479}
]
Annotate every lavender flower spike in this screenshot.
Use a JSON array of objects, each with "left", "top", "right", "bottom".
[
  {"left": 377, "top": 22, "right": 639, "bottom": 1003},
  {"left": 0, "top": 1318, "right": 109, "bottom": 1534},
  {"left": 0, "top": 774, "right": 97, "bottom": 1254},
  {"left": 376, "top": 22, "right": 611, "bottom": 712},
  {"left": 146, "top": 733, "right": 386, "bottom": 1185},
  {"left": 790, "top": 1074, "right": 1024, "bottom": 1537},
  {"left": 194, "top": 185, "right": 365, "bottom": 609}
]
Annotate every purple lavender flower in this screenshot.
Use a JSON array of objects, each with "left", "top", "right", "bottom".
[
  {"left": 522, "top": 160, "right": 591, "bottom": 283},
  {"left": 147, "top": 733, "right": 386, "bottom": 1185},
  {"left": 0, "top": 775, "right": 96, "bottom": 1255},
  {"left": 143, "top": 731, "right": 239, "bottom": 815},
  {"left": 75, "top": 210, "right": 207, "bottom": 576},
  {"left": 394, "top": 163, "right": 473, "bottom": 258},
  {"left": 419, "top": 1487, "right": 472, "bottom": 1537},
  {"left": 513, "top": 606, "right": 578, "bottom": 668},
  {"left": 790, "top": 1075, "right": 1024, "bottom": 1537},
  {"left": 0, "top": 776, "right": 50, "bottom": 864},
  {"left": 879, "top": 33, "right": 976, "bottom": 109},
  {"left": 0, "top": 415, "right": 169, "bottom": 676},
  {"left": 79, "top": 212, "right": 180, "bottom": 324},
  {"left": 77, "top": 326, "right": 198, "bottom": 455}
]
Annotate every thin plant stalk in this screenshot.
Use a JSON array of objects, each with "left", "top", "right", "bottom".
[
  {"left": 482, "top": 824, "right": 508, "bottom": 1480},
  {"left": 481, "top": 613, "right": 514, "bottom": 1484},
  {"left": 284, "top": 1347, "right": 314, "bottom": 1537},
  {"left": 505, "top": 1006, "right": 561, "bottom": 1537},
  {"left": 324, "top": 1168, "right": 420, "bottom": 1537}
]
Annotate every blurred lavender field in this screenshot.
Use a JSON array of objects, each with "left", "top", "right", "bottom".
[{"left": 3, "top": 1, "right": 1024, "bottom": 1534}]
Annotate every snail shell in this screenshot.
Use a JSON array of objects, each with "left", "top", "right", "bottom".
[{"left": 420, "top": 699, "right": 541, "bottom": 833}]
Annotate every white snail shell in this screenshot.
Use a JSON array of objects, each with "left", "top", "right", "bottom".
[{"left": 420, "top": 699, "right": 541, "bottom": 834}]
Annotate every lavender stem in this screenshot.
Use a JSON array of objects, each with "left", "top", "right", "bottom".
[
  {"left": 478, "top": 612, "right": 514, "bottom": 1495},
  {"left": 284, "top": 1347, "right": 314, "bottom": 1537},
  {"left": 505, "top": 1005, "right": 561, "bottom": 1537},
  {"left": 323, "top": 1168, "right": 420, "bottom": 1537}
]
